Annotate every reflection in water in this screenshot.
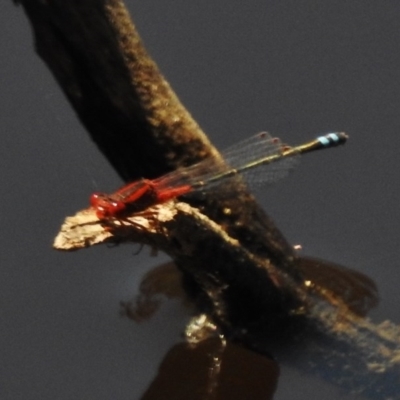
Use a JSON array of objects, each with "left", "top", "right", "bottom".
[
  {"left": 140, "top": 337, "right": 279, "bottom": 400},
  {"left": 297, "top": 256, "right": 379, "bottom": 318},
  {"left": 124, "top": 259, "right": 400, "bottom": 399},
  {"left": 120, "top": 262, "right": 189, "bottom": 322}
]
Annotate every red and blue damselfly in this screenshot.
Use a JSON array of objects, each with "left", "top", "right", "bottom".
[{"left": 90, "top": 132, "right": 348, "bottom": 220}]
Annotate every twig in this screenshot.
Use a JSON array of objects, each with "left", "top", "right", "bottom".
[{"left": 18, "top": 0, "right": 306, "bottom": 341}]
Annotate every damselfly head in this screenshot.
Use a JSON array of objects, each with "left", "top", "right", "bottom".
[{"left": 90, "top": 192, "right": 126, "bottom": 219}]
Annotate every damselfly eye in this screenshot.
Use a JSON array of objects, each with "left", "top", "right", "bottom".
[
  {"left": 106, "top": 200, "right": 126, "bottom": 215},
  {"left": 90, "top": 193, "right": 126, "bottom": 219},
  {"left": 90, "top": 192, "right": 102, "bottom": 207}
]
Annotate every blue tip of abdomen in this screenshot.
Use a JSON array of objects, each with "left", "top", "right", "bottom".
[{"left": 317, "top": 132, "right": 348, "bottom": 147}]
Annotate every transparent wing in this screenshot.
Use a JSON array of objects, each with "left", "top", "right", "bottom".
[
  {"left": 220, "top": 132, "right": 300, "bottom": 186},
  {"left": 153, "top": 132, "right": 300, "bottom": 191}
]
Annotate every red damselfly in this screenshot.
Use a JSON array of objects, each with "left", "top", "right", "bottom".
[{"left": 90, "top": 132, "right": 348, "bottom": 220}]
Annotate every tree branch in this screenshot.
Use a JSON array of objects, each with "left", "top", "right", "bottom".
[
  {"left": 19, "top": 0, "right": 308, "bottom": 341},
  {"left": 19, "top": 0, "right": 214, "bottom": 180}
]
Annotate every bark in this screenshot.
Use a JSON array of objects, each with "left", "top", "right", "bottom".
[{"left": 18, "top": 0, "right": 306, "bottom": 343}]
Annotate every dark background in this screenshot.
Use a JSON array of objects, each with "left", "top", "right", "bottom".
[{"left": 1, "top": 1, "right": 400, "bottom": 399}]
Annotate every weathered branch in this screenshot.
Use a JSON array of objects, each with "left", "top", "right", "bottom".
[
  {"left": 19, "top": 0, "right": 307, "bottom": 340},
  {"left": 54, "top": 201, "right": 308, "bottom": 339},
  {"left": 19, "top": 0, "right": 214, "bottom": 181}
]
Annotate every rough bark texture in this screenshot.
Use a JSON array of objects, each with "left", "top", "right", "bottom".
[
  {"left": 19, "top": 0, "right": 306, "bottom": 342},
  {"left": 19, "top": 0, "right": 215, "bottom": 181}
]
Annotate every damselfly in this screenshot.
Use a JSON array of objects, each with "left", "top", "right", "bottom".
[{"left": 90, "top": 132, "right": 348, "bottom": 219}]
